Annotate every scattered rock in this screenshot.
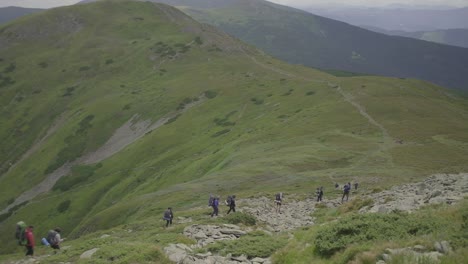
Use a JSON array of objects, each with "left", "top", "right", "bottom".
[
  {"left": 100, "top": 234, "right": 110, "bottom": 239},
  {"left": 80, "top": 248, "right": 99, "bottom": 259},
  {"left": 361, "top": 174, "right": 468, "bottom": 213},
  {"left": 435, "top": 241, "right": 452, "bottom": 254}
]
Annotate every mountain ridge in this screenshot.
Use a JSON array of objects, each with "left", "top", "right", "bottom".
[{"left": 0, "top": 1, "right": 467, "bottom": 262}]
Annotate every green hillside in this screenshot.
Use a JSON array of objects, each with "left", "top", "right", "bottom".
[
  {"left": 151, "top": 0, "right": 468, "bottom": 92},
  {"left": 0, "top": 1, "right": 467, "bottom": 263}
]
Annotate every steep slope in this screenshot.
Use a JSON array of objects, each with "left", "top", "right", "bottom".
[
  {"left": 364, "top": 27, "right": 468, "bottom": 49},
  {"left": 0, "top": 6, "right": 44, "bottom": 25},
  {"left": 303, "top": 6, "right": 468, "bottom": 31},
  {"left": 151, "top": 0, "right": 468, "bottom": 92},
  {"left": 0, "top": 0, "right": 468, "bottom": 260}
]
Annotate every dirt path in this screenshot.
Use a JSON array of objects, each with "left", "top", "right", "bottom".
[
  {"left": 240, "top": 47, "right": 395, "bottom": 170},
  {"left": 240, "top": 46, "right": 391, "bottom": 142}
]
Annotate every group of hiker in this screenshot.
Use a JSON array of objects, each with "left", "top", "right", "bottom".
[
  {"left": 162, "top": 194, "right": 238, "bottom": 228},
  {"left": 208, "top": 194, "right": 237, "bottom": 217},
  {"left": 15, "top": 221, "right": 64, "bottom": 257},
  {"left": 163, "top": 182, "right": 361, "bottom": 228}
]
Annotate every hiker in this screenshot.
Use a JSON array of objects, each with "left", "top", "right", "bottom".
[
  {"left": 342, "top": 182, "right": 351, "bottom": 202},
  {"left": 24, "top": 226, "right": 35, "bottom": 256},
  {"left": 227, "top": 195, "right": 236, "bottom": 214},
  {"left": 15, "top": 221, "right": 27, "bottom": 246},
  {"left": 275, "top": 192, "right": 283, "bottom": 213},
  {"left": 208, "top": 194, "right": 214, "bottom": 207},
  {"left": 211, "top": 197, "right": 219, "bottom": 217},
  {"left": 354, "top": 182, "right": 359, "bottom": 190},
  {"left": 163, "top": 207, "right": 173, "bottom": 227},
  {"left": 47, "top": 228, "right": 64, "bottom": 250},
  {"left": 335, "top": 183, "right": 339, "bottom": 189},
  {"left": 317, "top": 187, "right": 324, "bottom": 202}
]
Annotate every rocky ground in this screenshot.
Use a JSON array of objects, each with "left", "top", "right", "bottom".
[{"left": 5, "top": 173, "right": 467, "bottom": 264}]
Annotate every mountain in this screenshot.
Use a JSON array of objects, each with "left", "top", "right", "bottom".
[
  {"left": 302, "top": 6, "right": 468, "bottom": 31},
  {"left": 0, "top": 6, "right": 43, "bottom": 24},
  {"left": 4, "top": 1, "right": 468, "bottom": 91},
  {"left": 0, "top": 0, "right": 467, "bottom": 262},
  {"left": 152, "top": 0, "right": 468, "bottom": 92},
  {"left": 363, "top": 26, "right": 468, "bottom": 48}
]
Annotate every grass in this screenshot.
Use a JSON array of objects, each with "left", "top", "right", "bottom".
[
  {"left": 271, "top": 199, "right": 468, "bottom": 263},
  {"left": 0, "top": 0, "right": 467, "bottom": 261}
]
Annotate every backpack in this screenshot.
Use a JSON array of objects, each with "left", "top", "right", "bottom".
[
  {"left": 344, "top": 184, "right": 350, "bottom": 192},
  {"left": 47, "top": 230, "right": 58, "bottom": 245},
  {"left": 15, "top": 221, "right": 27, "bottom": 246},
  {"left": 225, "top": 195, "right": 232, "bottom": 206},
  {"left": 275, "top": 193, "right": 282, "bottom": 201},
  {"left": 208, "top": 195, "right": 214, "bottom": 206}
]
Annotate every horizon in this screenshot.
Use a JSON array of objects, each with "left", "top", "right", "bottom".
[{"left": 0, "top": 0, "right": 467, "bottom": 9}]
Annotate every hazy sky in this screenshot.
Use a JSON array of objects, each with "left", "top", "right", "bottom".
[{"left": 0, "top": 0, "right": 467, "bottom": 8}]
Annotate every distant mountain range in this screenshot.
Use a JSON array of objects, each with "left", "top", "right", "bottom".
[
  {"left": 0, "top": 6, "right": 43, "bottom": 24},
  {"left": 152, "top": 0, "right": 468, "bottom": 91},
  {"left": 302, "top": 6, "right": 468, "bottom": 32},
  {"left": 364, "top": 26, "right": 468, "bottom": 48},
  {"left": 2, "top": 1, "right": 468, "bottom": 91}
]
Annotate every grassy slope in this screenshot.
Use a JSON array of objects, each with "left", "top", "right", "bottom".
[
  {"left": 0, "top": 0, "right": 467, "bottom": 261},
  {"left": 161, "top": 0, "right": 468, "bottom": 92}
]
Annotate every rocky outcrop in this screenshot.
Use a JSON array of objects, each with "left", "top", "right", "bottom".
[
  {"left": 183, "top": 224, "right": 246, "bottom": 247},
  {"left": 377, "top": 241, "right": 452, "bottom": 263},
  {"left": 361, "top": 173, "right": 468, "bottom": 213},
  {"left": 239, "top": 197, "right": 315, "bottom": 232},
  {"left": 164, "top": 224, "right": 271, "bottom": 264}
]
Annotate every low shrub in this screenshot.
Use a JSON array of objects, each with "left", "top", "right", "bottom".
[
  {"left": 250, "top": 97, "right": 264, "bottom": 105},
  {"left": 225, "top": 212, "right": 256, "bottom": 226},
  {"left": 206, "top": 231, "right": 286, "bottom": 258},
  {"left": 204, "top": 90, "right": 218, "bottom": 99},
  {"left": 339, "top": 197, "right": 374, "bottom": 213},
  {"left": 57, "top": 200, "right": 71, "bottom": 213},
  {"left": 314, "top": 213, "right": 442, "bottom": 256},
  {"left": 53, "top": 164, "right": 101, "bottom": 192}
]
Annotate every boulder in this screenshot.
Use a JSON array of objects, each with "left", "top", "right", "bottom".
[
  {"left": 80, "top": 248, "right": 99, "bottom": 259},
  {"left": 435, "top": 241, "right": 452, "bottom": 254}
]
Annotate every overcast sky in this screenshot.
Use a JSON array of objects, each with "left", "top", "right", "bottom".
[{"left": 0, "top": 0, "right": 467, "bottom": 8}]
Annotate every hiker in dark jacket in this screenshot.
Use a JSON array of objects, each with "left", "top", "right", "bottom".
[
  {"left": 342, "top": 182, "right": 351, "bottom": 202},
  {"left": 354, "top": 182, "right": 359, "bottom": 190},
  {"left": 275, "top": 193, "right": 283, "bottom": 213},
  {"left": 317, "top": 187, "right": 324, "bottom": 202},
  {"left": 227, "top": 195, "right": 236, "bottom": 214},
  {"left": 163, "top": 207, "right": 173, "bottom": 227},
  {"left": 25, "top": 226, "right": 35, "bottom": 256},
  {"left": 211, "top": 197, "right": 219, "bottom": 217}
]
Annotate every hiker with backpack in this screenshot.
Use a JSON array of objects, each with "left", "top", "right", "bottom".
[
  {"left": 342, "top": 182, "right": 351, "bottom": 202},
  {"left": 354, "top": 182, "right": 359, "bottom": 190},
  {"left": 208, "top": 194, "right": 214, "bottom": 207},
  {"left": 163, "top": 207, "right": 174, "bottom": 227},
  {"left": 316, "top": 187, "right": 324, "bottom": 202},
  {"left": 24, "top": 226, "right": 35, "bottom": 256},
  {"left": 47, "top": 228, "right": 64, "bottom": 250},
  {"left": 211, "top": 197, "right": 219, "bottom": 217},
  {"left": 226, "top": 195, "right": 236, "bottom": 214},
  {"left": 275, "top": 193, "right": 283, "bottom": 213},
  {"left": 15, "top": 221, "right": 27, "bottom": 246}
]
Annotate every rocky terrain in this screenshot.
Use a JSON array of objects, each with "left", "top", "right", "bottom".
[{"left": 5, "top": 173, "right": 467, "bottom": 264}]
